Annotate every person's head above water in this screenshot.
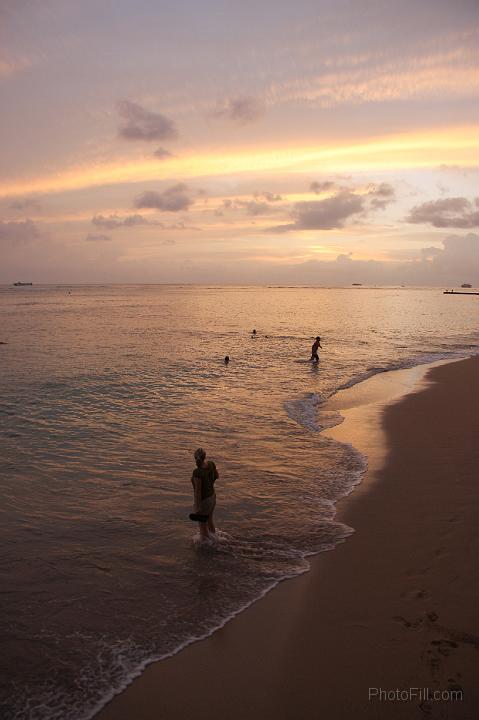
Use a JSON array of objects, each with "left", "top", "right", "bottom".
[
  {"left": 252, "top": 329, "right": 256, "bottom": 334},
  {"left": 194, "top": 447, "right": 206, "bottom": 467}
]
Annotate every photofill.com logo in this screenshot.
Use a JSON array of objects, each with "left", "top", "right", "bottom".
[{"left": 368, "top": 688, "right": 463, "bottom": 702}]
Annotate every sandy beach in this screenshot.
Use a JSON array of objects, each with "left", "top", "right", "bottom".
[{"left": 97, "top": 356, "right": 479, "bottom": 720}]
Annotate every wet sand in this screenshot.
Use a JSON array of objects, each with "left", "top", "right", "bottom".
[{"left": 97, "top": 356, "right": 479, "bottom": 720}]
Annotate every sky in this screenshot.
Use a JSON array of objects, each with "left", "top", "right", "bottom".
[{"left": 1, "top": 0, "right": 479, "bottom": 285}]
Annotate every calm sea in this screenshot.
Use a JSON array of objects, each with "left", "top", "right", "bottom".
[{"left": 1, "top": 285, "right": 478, "bottom": 720}]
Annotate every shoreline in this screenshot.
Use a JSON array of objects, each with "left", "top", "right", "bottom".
[{"left": 96, "top": 356, "right": 479, "bottom": 720}]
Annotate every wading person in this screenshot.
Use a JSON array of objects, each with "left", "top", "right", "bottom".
[
  {"left": 311, "top": 336, "right": 322, "bottom": 364},
  {"left": 191, "top": 448, "right": 218, "bottom": 540}
]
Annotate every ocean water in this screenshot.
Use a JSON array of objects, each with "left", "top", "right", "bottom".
[{"left": 1, "top": 284, "right": 478, "bottom": 720}]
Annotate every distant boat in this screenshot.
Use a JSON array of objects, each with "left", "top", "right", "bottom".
[
  {"left": 461, "top": 283, "right": 472, "bottom": 288},
  {"left": 13, "top": 281, "right": 33, "bottom": 286},
  {"left": 352, "top": 283, "right": 362, "bottom": 286}
]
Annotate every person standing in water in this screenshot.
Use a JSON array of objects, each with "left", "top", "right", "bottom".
[
  {"left": 191, "top": 448, "right": 218, "bottom": 540},
  {"left": 311, "top": 336, "right": 322, "bottom": 364}
]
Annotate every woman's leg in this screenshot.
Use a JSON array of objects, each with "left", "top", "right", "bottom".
[
  {"left": 207, "top": 510, "right": 216, "bottom": 535},
  {"left": 198, "top": 520, "right": 209, "bottom": 540},
  {"left": 207, "top": 496, "right": 216, "bottom": 535}
]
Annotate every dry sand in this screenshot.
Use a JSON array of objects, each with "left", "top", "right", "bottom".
[{"left": 97, "top": 356, "right": 479, "bottom": 720}]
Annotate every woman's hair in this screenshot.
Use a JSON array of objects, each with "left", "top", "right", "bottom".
[{"left": 194, "top": 447, "right": 206, "bottom": 467}]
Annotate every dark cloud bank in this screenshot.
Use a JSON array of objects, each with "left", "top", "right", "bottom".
[{"left": 266, "top": 233, "right": 479, "bottom": 287}]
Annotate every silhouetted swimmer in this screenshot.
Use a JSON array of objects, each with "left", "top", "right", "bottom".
[
  {"left": 251, "top": 329, "right": 257, "bottom": 336},
  {"left": 311, "top": 336, "right": 322, "bottom": 364},
  {"left": 224, "top": 355, "right": 230, "bottom": 364}
]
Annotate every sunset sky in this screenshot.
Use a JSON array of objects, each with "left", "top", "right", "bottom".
[{"left": 1, "top": 0, "right": 479, "bottom": 284}]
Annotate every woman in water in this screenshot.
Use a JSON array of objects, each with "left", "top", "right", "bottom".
[{"left": 191, "top": 448, "right": 218, "bottom": 540}]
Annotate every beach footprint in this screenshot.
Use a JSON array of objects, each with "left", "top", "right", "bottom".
[{"left": 430, "top": 638, "right": 458, "bottom": 657}]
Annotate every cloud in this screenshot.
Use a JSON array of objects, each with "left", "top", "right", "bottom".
[
  {"left": 438, "top": 165, "right": 472, "bottom": 177},
  {"left": 243, "top": 201, "right": 271, "bottom": 216},
  {"left": 268, "top": 190, "right": 365, "bottom": 232},
  {"left": 219, "top": 195, "right": 282, "bottom": 216},
  {"left": 367, "top": 182, "right": 396, "bottom": 209},
  {"left": 91, "top": 211, "right": 199, "bottom": 232},
  {"left": 407, "top": 196, "right": 479, "bottom": 228},
  {"left": 236, "top": 200, "right": 277, "bottom": 216},
  {"left": 254, "top": 191, "right": 283, "bottom": 202},
  {"left": 153, "top": 147, "right": 174, "bottom": 159},
  {"left": 214, "top": 95, "right": 265, "bottom": 124},
  {"left": 265, "top": 182, "right": 395, "bottom": 233},
  {"left": 92, "top": 213, "right": 152, "bottom": 229},
  {"left": 163, "top": 221, "right": 200, "bottom": 231},
  {"left": 266, "top": 47, "right": 479, "bottom": 110},
  {"left": 0, "top": 219, "right": 39, "bottom": 243},
  {"left": 420, "top": 232, "right": 479, "bottom": 277},
  {"left": 117, "top": 100, "right": 177, "bottom": 142},
  {"left": 310, "top": 181, "right": 336, "bottom": 194},
  {"left": 85, "top": 233, "right": 112, "bottom": 242},
  {"left": 436, "top": 182, "right": 450, "bottom": 195},
  {"left": 134, "top": 184, "right": 194, "bottom": 212},
  {"left": 292, "top": 192, "right": 365, "bottom": 229},
  {"left": 8, "top": 196, "right": 41, "bottom": 211}
]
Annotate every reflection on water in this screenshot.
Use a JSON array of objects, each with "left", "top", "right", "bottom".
[{"left": 0, "top": 285, "right": 478, "bottom": 720}]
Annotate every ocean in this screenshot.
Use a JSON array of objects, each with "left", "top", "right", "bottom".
[{"left": 1, "top": 284, "right": 478, "bottom": 720}]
